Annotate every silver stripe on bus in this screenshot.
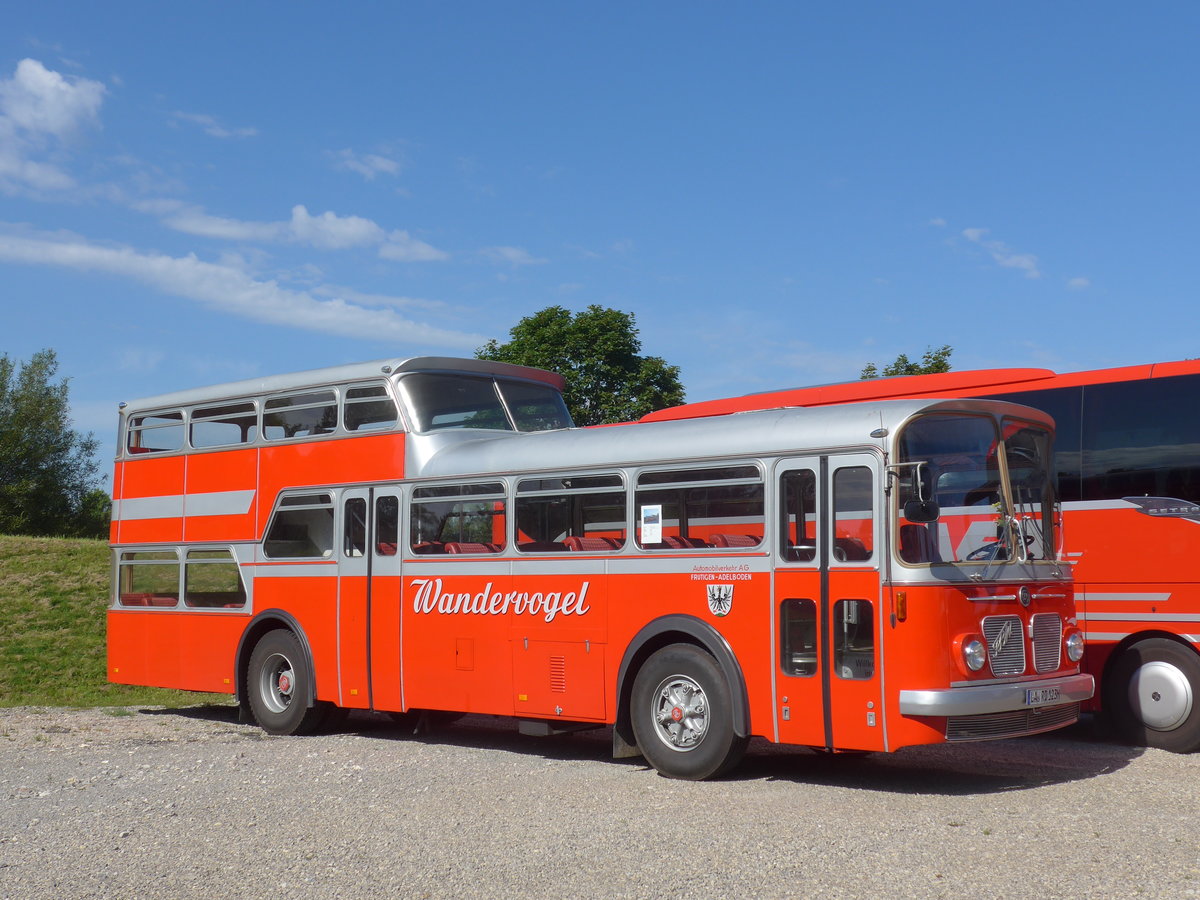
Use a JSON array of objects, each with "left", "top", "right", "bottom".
[
  {"left": 1081, "top": 592, "right": 1172, "bottom": 604},
  {"left": 117, "top": 490, "right": 255, "bottom": 521}
]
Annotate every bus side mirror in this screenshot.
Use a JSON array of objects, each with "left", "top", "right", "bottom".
[{"left": 904, "top": 499, "right": 940, "bottom": 523}]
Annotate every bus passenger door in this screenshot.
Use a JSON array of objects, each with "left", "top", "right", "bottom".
[
  {"left": 337, "top": 487, "right": 404, "bottom": 712},
  {"left": 774, "top": 455, "right": 886, "bottom": 752}
]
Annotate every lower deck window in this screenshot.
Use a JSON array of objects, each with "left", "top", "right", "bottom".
[
  {"left": 263, "top": 493, "right": 335, "bottom": 558},
  {"left": 118, "top": 550, "right": 180, "bottom": 607}
]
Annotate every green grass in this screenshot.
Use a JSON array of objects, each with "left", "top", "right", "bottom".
[{"left": 0, "top": 534, "right": 231, "bottom": 708}]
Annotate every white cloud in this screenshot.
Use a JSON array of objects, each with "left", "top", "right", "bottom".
[
  {"left": 157, "top": 202, "right": 449, "bottom": 259},
  {"left": 379, "top": 229, "right": 450, "bottom": 262},
  {"left": 1067, "top": 276, "right": 1091, "bottom": 291},
  {"left": 0, "top": 58, "right": 105, "bottom": 137},
  {"left": 163, "top": 207, "right": 285, "bottom": 242},
  {"left": 962, "top": 227, "right": 1041, "bottom": 279},
  {"left": 480, "top": 245, "right": 548, "bottom": 266},
  {"left": 0, "top": 58, "right": 105, "bottom": 192},
  {"left": 0, "top": 225, "right": 485, "bottom": 348},
  {"left": 331, "top": 148, "right": 401, "bottom": 180},
  {"left": 171, "top": 111, "right": 257, "bottom": 139},
  {"left": 288, "top": 204, "right": 383, "bottom": 249}
]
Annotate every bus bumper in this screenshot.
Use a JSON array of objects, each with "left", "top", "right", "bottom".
[{"left": 898, "top": 673, "right": 1095, "bottom": 717}]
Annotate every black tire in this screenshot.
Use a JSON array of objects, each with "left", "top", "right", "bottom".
[
  {"left": 1104, "top": 638, "right": 1200, "bottom": 753},
  {"left": 630, "top": 643, "right": 748, "bottom": 780},
  {"left": 247, "top": 630, "right": 328, "bottom": 735}
]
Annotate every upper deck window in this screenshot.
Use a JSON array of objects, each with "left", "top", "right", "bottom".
[
  {"left": 344, "top": 383, "right": 398, "bottom": 432},
  {"left": 399, "top": 373, "right": 571, "bottom": 433},
  {"left": 263, "top": 390, "right": 337, "bottom": 440},
  {"left": 190, "top": 401, "right": 257, "bottom": 448},
  {"left": 127, "top": 411, "right": 184, "bottom": 454}
]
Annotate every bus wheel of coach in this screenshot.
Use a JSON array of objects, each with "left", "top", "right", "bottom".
[
  {"left": 1105, "top": 637, "right": 1200, "bottom": 754},
  {"left": 248, "top": 629, "right": 328, "bottom": 736},
  {"left": 630, "top": 643, "right": 748, "bottom": 780}
]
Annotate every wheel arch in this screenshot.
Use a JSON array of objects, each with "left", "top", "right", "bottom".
[
  {"left": 613, "top": 615, "right": 751, "bottom": 755},
  {"left": 1100, "top": 629, "right": 1200, "bottom": 693},
  {"left": 235, "top": 610, "right": 319, "bottom": 721}
]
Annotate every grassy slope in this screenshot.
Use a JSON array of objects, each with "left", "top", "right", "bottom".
[{"left": 0, "top": 534, "right": 230, "bottom": 708}]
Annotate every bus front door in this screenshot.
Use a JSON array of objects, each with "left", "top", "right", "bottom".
[
  {"left": 774, "top": 455, "right": 886, "bottom": 752},
  {"left": 337, "top": 487, "right": 404, "bottom": 712}
]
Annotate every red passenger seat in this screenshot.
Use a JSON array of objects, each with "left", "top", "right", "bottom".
[
  {"left": 444, "top": 542, "right": 502, "bottom": 554},
  {"left": 710, "top": 534, "right": 761, "bottom": 548},
  {"left": 563, "top": 536, "right": 622, "bottom": 552}
]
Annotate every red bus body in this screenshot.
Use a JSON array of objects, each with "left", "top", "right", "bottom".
[
  {"left": 644, "top": 358, "right": 1200, "bottom": 751},
  {"left": 109, "top": 357, "right": 1091, "bottom": 778}
]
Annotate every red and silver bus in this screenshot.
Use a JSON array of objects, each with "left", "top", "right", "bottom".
[
  {"left": 644, "top": 357, "right": 1200, "bottom": 752},
  {"left": 108, "top": 356, "right": 1090, "bottom": 778}
]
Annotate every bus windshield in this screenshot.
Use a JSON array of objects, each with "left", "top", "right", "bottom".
[
  {"left": 399, "top": 373, "right": 573, "bottom": 433},
  {"left": 896, "top": 414, "right": 1057, "bottom": 564}
]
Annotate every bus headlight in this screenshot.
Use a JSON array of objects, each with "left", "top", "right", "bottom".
[
  {"left": 954, "top": 634, "right": 988, "bottom": 675},
  {"left": 963, "top": 637, "right": 987, "bottom": 671},
  {"left": 1065, "top": 629, "right": 1085, "bottom": 663}
]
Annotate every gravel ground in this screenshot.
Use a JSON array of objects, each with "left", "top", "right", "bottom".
[{"left": 1, "top": 706, "right": 1197, "bottom": 899}]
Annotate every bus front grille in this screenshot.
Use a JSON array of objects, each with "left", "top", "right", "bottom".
[
  {"left": 945, "top": 702, "right": 1081, "bottom": 741},
  {"left": 983, "top": 615, "right": 1026, "bottom": 676},
  {"left": 1031, "top": 614, "right": 1063, "bottom": 673}
]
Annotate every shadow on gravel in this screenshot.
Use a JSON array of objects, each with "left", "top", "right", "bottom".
[
  {"left": 139, "top": 706, "right": 1144, "bottom": 794},
  {"left": 729, "top": 719, "right": 1144, "bottom": 795},
  {"left": 140, "top": 704, "right": 241, "bottom": 724}
]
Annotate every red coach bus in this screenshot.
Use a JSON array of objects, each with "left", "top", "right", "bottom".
[
  {"left": 109, "top": 356, "right": 1090, "bottom": 779},
  {"left": 644, "top": 358, "right": 1200, "bottom": 752}
]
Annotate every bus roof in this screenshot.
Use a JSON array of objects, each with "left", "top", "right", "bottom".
[
  {"left": 119, "top": 356, "right": 566, "bottom": 414},
  {"left": 410, "top": 397, "right": 1053, "bottom": 480},
  {"left": 639, "top": 358, "right": 1200, "bottom": 423}
]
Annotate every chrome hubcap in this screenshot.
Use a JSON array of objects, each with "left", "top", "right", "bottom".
[
  {"left": 259, "top": 652, "right": 295, "bottom": 715},
  {"left": 1130, "top": 660, "right": 1194, "bottom": 731},
  {"left": 650, "top": 674, "right": 708, "bottom": 752}
]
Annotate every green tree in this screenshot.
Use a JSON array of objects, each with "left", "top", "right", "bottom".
[
  {"left": 861, "top": 345, "right": 953, "bottom": 380},
  {"left": 477, "top": 305, "right": 685, "bottom": 426},
  {"left": 0, "top": 349, "right": 108, "bottom": 538}
]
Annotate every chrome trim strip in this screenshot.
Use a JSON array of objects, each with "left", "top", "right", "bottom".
[
  {"left": 899, "top": 673, "right": 1094, "bottom": 717},
  {"left": 1081, "top": 592, "right": 1173, "bottom": 604},
  {"left": 116, "top": 490, "right": 255, "bottom": 521}
]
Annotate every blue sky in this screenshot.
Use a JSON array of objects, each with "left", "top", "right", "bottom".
[{"left": 3, "top": 4, "right": 1198, "bottom": 471}]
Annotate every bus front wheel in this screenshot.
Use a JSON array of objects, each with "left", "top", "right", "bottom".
[
  {"left": 630, "top": 643, "right": 747, "bottom": 780},
  {"left": 1106, "top": 638, "right": 1200, "bottom": 753},
  {"left": 247, "top": 629, "right": 327, "bottom": 736}
]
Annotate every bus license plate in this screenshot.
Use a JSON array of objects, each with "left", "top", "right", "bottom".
[{"left": 1025, "top": 686, "right": 1060, "bottom": 706}]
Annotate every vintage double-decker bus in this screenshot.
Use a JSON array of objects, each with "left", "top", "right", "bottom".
[
  {"left": 644, "top": 357, "right": 1200, "bottom": 752},
  {"left": 108, "top": 356, "right": 1090, "bottom": 779}
]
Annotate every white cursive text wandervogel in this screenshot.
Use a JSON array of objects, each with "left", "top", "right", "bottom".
[{"left": 408, "top": 578, "right": 591, "bottom": 623}]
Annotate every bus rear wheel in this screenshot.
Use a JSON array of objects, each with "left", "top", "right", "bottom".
[
  {"left": 247, "top": 630, "right": 327, "bottom": 736},
  {"left": 630, "top": 643, "right": 747, "bottom": 780},
  {"left": 1105, "top": 638, "right": 1200, "bottom": 753}
]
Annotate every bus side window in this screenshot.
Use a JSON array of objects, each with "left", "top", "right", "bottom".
[
  {"left": 411, "top": 483, "right": 506, "bottom": 554},
  {"left": 635, "top": 465, "right": 763, "bottom": 550},
  {"left": 834, "top": 599, "right": 875, "bottom": 679},
  {"left": 780, "top": 469, "right": 817, "bottom": 562},
  {"left": 780, "top": 598, "right": 817, "bottom": 676},
  {"left": 832, "top": 467, "right": 873, "bottom": 562},
  {"left": 263, "top": 493, "right": 335, "bottom": 558},
  {"left": 375, "top": 495, "right": 399, "bottom": 556},
  {"left": 344, "top": 497, "right": 367, "bottom": 558},
  {"left": 515, "top": 475, "right": 625, "bottom": 553}
]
